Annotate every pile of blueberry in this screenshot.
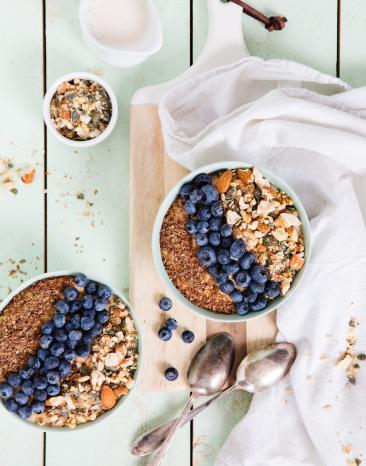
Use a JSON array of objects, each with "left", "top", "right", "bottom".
[
  {"left": 179, "top": 172, "right": 281, "bottom": 315},
  {"left": 0, "top": 273, "right": 112, "bottom": 420}
]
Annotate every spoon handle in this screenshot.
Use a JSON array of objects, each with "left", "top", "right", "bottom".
[
  {"left": 132, "top": 385, "right": 237, "bottom": 457},
  {"left": 147, "top": 394, "right": 196, "bottom": 466}
]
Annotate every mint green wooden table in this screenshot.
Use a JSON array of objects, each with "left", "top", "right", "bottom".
[{"left": 0, "top": 1, "right": 362, "bottom": 464}]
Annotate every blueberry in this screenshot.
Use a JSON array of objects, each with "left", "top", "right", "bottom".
[
  {"left": 182, "top": 330, "right": 195, "bottom": 344},
  {"left": 158, "top": 327, "right": 172, "bottom": 342},
  {"left": 250, "top": 296, "right": 268, "bottom": 312},
  {"left": 193, "top": 173, "right": 211, "bottom": 186},
  {"left": 165, "top": 318, "right": 178, "bottom": 331},
  {"left": 44, "top": 357, "right": 59, "bottom": 371},
  {"left": 96, "top": 311, "right": 109, "bottom": 325},
  {"left": 164, "top": 367, "right": 179, "bottom": 381},
  {"left": 178, "top": 183, "right": 194, "bottom": 199},
  {"left": 67, "top": 339, "right": 78, "bottom": 350},
  {"left": 20, "top": 366, "right": 35, "bottom": 380},
  {"left": 64, "top": 287, "right": 78, "bottom": 302},
  {"left": 40, "top": 334, "right": 53, "bottom": 349},
  {"left": 86, "top": 281, "right": 98, "bottom": 295},
  {"left": 90, "top": 324, "right": 103, "bottom": 337},
  {"left": 229, "top": 290, "right": 243, "bottom": 303},
  {"left": 264, "top": 281, "right": 280, "bottom": 299},
  {"left": 71, "top": 314, "right": 81, "bottom": 329},
  {"left": 159, "top": 297, "right": 172, "bottom": 311},
  {"left": 37, "top": 349, "right": 49, "bottom": 362},
  {"left": 54, "top": 329, "right": 68, "bottom": 343},
  {"left": 230, "top": 239, "right": 246, "bottom": 261},
  {"left": 197, "top": 206, "right": 211, "bottom": 221},
  {"left": 46, "top": 371, "right": 60, "bottom": 385},
  {"left": 220, "top": 237, "right": 233, "bottom": 249},
  {"left": 236, "top": 301, "right": 250, "bottom": 315},
  {"left": 82, "top": 294, "right": 94, "bottom": 309},
  {"left": 186, "top": 219, "right": 198, "bottom": 235},
  {"left": 0, "top": 383, "right": 13, "bottom": 399},
  {"left": 223, "top": 262, "right": 240, "bottom": 275},
  {"left": 208, "top": 232, "right": 221, "bottom": 247},
  {"left": 220, "top": 281, "right": 235, "bottom": 294},
  {"left": 240, "top": 252, "right": 257, "bottom": 270},
  {"left": 47, "top": 385, "right": 61, "bottom": 397},
  {"left": 59, "top": 360, "right": 71, "bottom": 377},
  {"left": 201, "top": 184, "right": 219, "bottom": 205},
  {"left": 69, "top": 301, "right": 82, "bottom": 314},
  {"left": 32, "top": 401, "right": 45, "bottom": 414},
  {"left": 211, "top": 201, "right": 224, "bottom": 217},
  {"left": 55, "top": 300, "right": 70, "bottom": 314},
  {"left": 75, "top": 273, "right": 88, "bottom": 288},
  {"left": 8, "top": 374, "right": 22, "bottom": 388},
  {"left": 42, "top": 321, "right": 54, "bottom": 335},
  {"left": 197, "top": 221, "right": 209, "bottom": 234},
  {"left": 94, "top": 298, "right": 107, "bottom": 312},
  {"left": 81, "top": 317, "right": 95, "bottom": 331},
  {"left": 220, "top": 224, "right": 232, "bottom": 238},
  {"left": 97, "top": 285, "right": 112, "bottom": 301},
  {"left": 28, "top": 356, "right": 41, "bottom": 370},
  {"left": 33, "top": 389, "right": 47, "bottom": 402},
  {"left": 82, "top": 332, "right": 94, "bottom": 346},
  {"left": 82, "top": 309, "right": 96, "bottom": 320},
  {"left": 76, "top": 345, "right": 90, "bottom": 358},
  {"left": 63, "top": 349, "right": 76, "bottom": 363},
  {"left": 249, "top": 280, "right": 265, "bottom": 294},
  {"left": 69, "top": 330, "right": 82, "bottom": 342},
  {"left": 189, "top": 188, "right": 203, "bottom": 204},
  {"left": 50, "top": 342, "right": 65, "bottom": 357},
  {"left": 53, "top": 313, "right": 66, "bottom": 329},
  {"left": 17, "top": 405, "right": 32, "bottom": 419},
  {"left": 243, "top": 289, "right": 257, "bottom": 303},
  {"left": 208, "top": 264, "right": 220, "bottom": 279},
  {"left": 216, "top": 271, "right": 229, "bottom": 285},
  {"left": 184, "top": 200, "right": 196, "bottom": 215},
  {"left": 217, "top": 249, "right": 230, "bottom": 265},
  {"left": 15, "top": 392, "right": 29, "bottom": 405},
  {"left": 195, "top": 233, "right": 208, "bottom": 247},
  {"left": 198, "top": 246, "right": 217, "bottom": 267},
  {"left": 64, "top": 322, "right": 73, "bottom": 333},
  {"left": 250, "top": 265, "right": 269, "bottom": 284},
  {"left": 209, "top": 217, "right": 222, "bottom": 232},
  {"left": 5, "top": 398, "right": 18, "bottom": 413},
  {"left": 22, "top": 380, "right": 34, "bottom": 396},
  {"left": 235, "top": 271, "right": 251, "bottom": 288},
  {"left": 98, "top": 284, "right": 113, "bottom": 300}
]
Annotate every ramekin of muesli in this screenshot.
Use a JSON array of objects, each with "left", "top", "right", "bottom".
[
  {"left": 43, "top": 72, "right": 118, "bottom": 148},
  {"left": 0, "top": 271, "right": 140, "bottom": 430},
  {"left": 152, "top": 161, "right": 311, "bottom": 323}
]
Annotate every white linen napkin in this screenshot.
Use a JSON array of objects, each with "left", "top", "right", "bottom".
[{"left": 159, "top": 57, "right": 366, "bottom": 466}]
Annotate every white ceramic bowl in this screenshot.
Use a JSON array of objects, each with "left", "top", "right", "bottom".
[
  {"left": 152, "top": 161, "right": 312, "bottom": 323},
  {"left": 79, "top": 0, "right": 163, "bottom": 68},
  {"left": 43, "top": 72, "right": 118, "bottom": 148},
  {"left": 0, "top": 271, "right": 141, "bottom": 432}
]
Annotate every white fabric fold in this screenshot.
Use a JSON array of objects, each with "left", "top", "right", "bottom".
[{"left": 159, "top": 57, "right": 366, "bottom": 466}]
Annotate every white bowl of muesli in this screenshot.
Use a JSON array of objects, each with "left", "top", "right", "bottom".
[
  {"left": 153, "top": 161, "right": 311, "bottom": 322},
  {"left": 43, "top": 72, "right": 118, "bottom": 148},
  {"left": 0, "top": 271, "right": 140, "bottom": 431}
]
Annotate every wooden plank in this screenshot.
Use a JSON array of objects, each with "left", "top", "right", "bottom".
[
  {"left": 130, "top": 106, "right": 206, "bottom": 391},
  {"left": 0, "top": 0, "right": 44, "bottom": 464},
  {"left": 192, "top": 1, "right": 338, "bottom": 464},
  {"left": 45, "top": 0, "right": 191, "bottom": 465},
  {"left": 340, "top": 0, "right": 366, "bottom": 86}
]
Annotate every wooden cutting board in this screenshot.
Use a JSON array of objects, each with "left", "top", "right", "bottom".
[{"left": 129, "top": 106, "right": 277, "bottom": 390}]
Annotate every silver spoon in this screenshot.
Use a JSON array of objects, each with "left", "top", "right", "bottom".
[
  {"left": 146, "top": 332, "right": 235, "bottom": 466},
  {"left": 132, "top": 342, "right": 296, "bottom": 457}
]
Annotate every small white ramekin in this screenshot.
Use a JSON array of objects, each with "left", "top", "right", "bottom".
[
  {"left": 43, "top": 72, "right": 118, "bottom": 148},
  {"left": 0, "top": 271, "right": 141, "bottom": 432},
  {"left": 152, "top": 161, "right": 312, "bottom": 323}
]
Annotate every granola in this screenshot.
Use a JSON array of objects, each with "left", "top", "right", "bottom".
[{"left": 50, "top": 78, "right": 112, "bottom": 141}]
